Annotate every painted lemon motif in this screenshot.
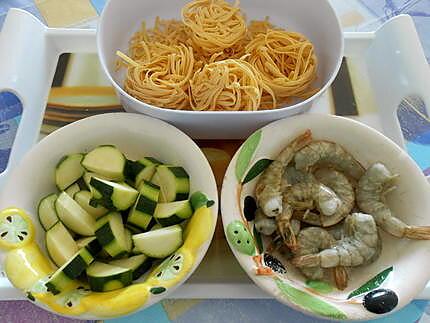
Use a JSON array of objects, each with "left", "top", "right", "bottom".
[
  {"left": 35, "top": 287, "right": 90, "bottom": 316},
  {"left": 146, "top": 247, "right": 194, "bottom": 289},
  {"left": 5, "top": 243, "right": 54, "bottom": 290},
  {"left": 0, "top": 208, "right": 35, "bottom": 250},
  {"left": 183, "top": 206, "right": 213, "bottom": 252},
  {"left": 81, "top": 283, "right": 150, "bottom": 317}
]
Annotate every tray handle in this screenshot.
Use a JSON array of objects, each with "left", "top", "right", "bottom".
[{"left": 0, "top": 9, "right": 96, "bottom": 189}]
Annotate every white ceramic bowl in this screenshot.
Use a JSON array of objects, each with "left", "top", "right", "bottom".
[
  {"left": 221, "top": 114, "right": 430, "bottom": 321},
  {"left": 97, "top": 0, "right": 343, "bottom": 139},
  {"left": 0, "top": 113, "right": 218, "bottom": 319}
]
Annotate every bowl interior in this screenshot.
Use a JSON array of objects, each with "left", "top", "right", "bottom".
[
  {"left": 221, "top": 114, "right": 430, "bottom": 321},
  {"left": 0, "top": 113, "right": 218, "bottom": 319},
  {"left": 97, "top": 0, "right": 343, "bottom": 112}
]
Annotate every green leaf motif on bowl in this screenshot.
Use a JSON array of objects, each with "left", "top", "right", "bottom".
[
  {"left": 275, "top": 278, "right": 347, "bottom": 320},
  {"left": 306, "top": 280, "right": 334, "bottom": 294},
  {"left": 226, "top": 221, "right": 256, "bottom": 256},
  {"left": 253, "top": 225, "right": 264, "bottom": 253},
  {"left": 348, "top": 266, "right": 393, "bottom": 299},
  {"left": 235, "top": 130, "right": 262, "bottom": 182},
  {"left": 242, "top": 159, "right": 273, "bottom": 184},
  {"left": 150, "top": 287, "right": 167, "bottom": 295}
]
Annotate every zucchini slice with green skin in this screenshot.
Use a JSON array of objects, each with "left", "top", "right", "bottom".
[
  {"left": 125, "top": 157, "right": 162, "bottom": 185},
  {"left": 86, "top": 261, "right": 133, "bottom": 292},
  {"left": 74, "top": 190, "right": 108, "bottom": 219},
  {"left": 138, "top": 180, "right": 160, "bottom": 202},
  {"left": 46, "top": 222, "right": 78, "bottom": 267},
  {"left": 55, "top": 154, "right": 85, "bottom": 190},
  {"left": 124, "top": 228, "right": 133, "bottom": 253},
  {"left": 110, "top": 254, "right": 152, "bottom": 280},
  {"left": 55, "top": 192, "right": 96, "bottom": 236},
  {"left": 65, "top": 183, "right": 80, "bottom": 198},
  {"left": 127, "top": 195, "right": 157, "bottom": 231},
  {"left": 45, "top": 247, "right": 94, "bottom": 295},
  {"left": 152, "top": 165, "right": 190, "bottom": 202},
  {"left": 95, "top": 212, "right": 128, "bottom": 258},
  {"left": 75, "top": 237, "right": 102, "bottom": 257},
  {"left": 82, "top": 145, "right": 126, "bottom": 181},
  {"left": 89, "top": 177, "right": 138, "bottom": 211},
  {"left": 154, "top": 200, "right": 193, "bottom": 227},
  {"left": 38, "top": 193, "right": 59, "bottom": 231},
  {"left": 125, "top": 223, "right": 142, "bottom": 234},
  {"left": 132, "top": 225, "right": 183, "bottom": 258}
]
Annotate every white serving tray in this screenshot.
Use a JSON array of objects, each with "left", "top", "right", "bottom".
[{"left": 0, "top": 9, "right": 430, "bottom": 300}]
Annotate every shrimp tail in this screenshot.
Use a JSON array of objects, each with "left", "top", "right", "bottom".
[
  {"left": 333, "top": 266, "right": 348, "bottom": 290},
  {"left": 291, "top": 254, "right": 320, "bottom": 268},
  {"left": 404, "top": 226, "right": 430, "bottom": 240}
]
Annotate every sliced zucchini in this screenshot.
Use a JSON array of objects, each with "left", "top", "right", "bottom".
[
  {"left": 55, "top": 154, "right": 85, "bottom": 190},
  {"left": 110, "top": 254, "right": 152, "bottom": 280},
  {"left": 46, "top": 222, "right": 78, "bottom": 267},
  {"left": 125, "top": 157, "right": 162, "bottom": 185},
  {"left": 154, "top": 200, "right": 193, "bottom": 227},
  {"left": 89, "top": 177, "right": 138, "bottom": 211},
  {"left": 86, "top": 261, "right": 132, "bottom": 292},
  {"left": 84, "top": 172, "right": 107, "bottom": 190},
  {"left": 76, "top": 237, "right": 102, "bottom": 257},
  {"left": 45, "top": 247, "right": 94, "bottom": 295},
  {"left": 65, "top": 183, "right": 80, "bottom": 197},
  {"left": 138, "top": 180, "right": 160, "bottom": 202},
  {"left": 95, "top": 212, "right": 128, "bottom": 258},
  {"left": 82, "top": 145, "right": 126, "bottom": 181},
  {"left": 74, "top": 190, "right": 108, "bottom": 218},
  {"left": 127, "top": 195, "right": 157, "bottom": 231},
  {"left": 125, "top": 223, "right": 142, "bottom": 234},
  {"left": 152, "top": 165, "right": 190, "bottom": 202},
  {"left": 38, "top": 194, "right": 59, "bottom": 231},
  {"left": 132, "top": 224, "right": 183, "bottom": 258},
  {"left": 125, "top": 228, "right": 133, "bottom": 253},
  {"left": 55, "top": 192, "right": 96, "bottom": 236}
]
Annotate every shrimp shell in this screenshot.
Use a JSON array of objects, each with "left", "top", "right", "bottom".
[
  {"left": 284, "top": 182, "right": 342, "bottom": 217},
  {"left": 312, "top": 168, "right": 356, "bottom": 227},
  {"left": 292, "top": 213, "right": 381, "bottom": 269},
  {"left": 294, "top": 141, "right": 365, "bottom": 180},
  {"left": 294, "top": 227, "right": 348, "bottom": 289},
  {"left": 255, "top": 130, "right": 313, "bottom": 218},
  {"left": 254, "top": 209, "right": 277, "bottom": 236},
  {"left": 357, "top": 163, "right": 430, "bottom": 240}
]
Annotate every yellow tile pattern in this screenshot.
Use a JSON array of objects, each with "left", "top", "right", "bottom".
[{"left": 34, "top": 0, "right": 97, "bottom": 27}]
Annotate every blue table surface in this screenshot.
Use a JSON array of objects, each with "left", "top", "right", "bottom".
[{"left": 0, "top": 1, "right": 430, "bottom": 323}]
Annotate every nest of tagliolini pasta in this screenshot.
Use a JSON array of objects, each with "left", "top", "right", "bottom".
[{"left": 116, "top": 0, "right": 319, "bottom": 111}]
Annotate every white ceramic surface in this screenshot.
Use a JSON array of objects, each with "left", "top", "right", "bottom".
[
  {"left": 221, "top": 114, "right": 430, "bottom": 321},
  {"left": 0, "top": 113, "right": 218, "bottom": 319},
  {"left": 97, "top": 0, "right": 344, "bottom": 139}
]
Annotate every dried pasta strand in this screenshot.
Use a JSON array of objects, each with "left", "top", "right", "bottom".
[
  {"left": 182, "top": 0, "right": 247, "bottom": 55},
  {"left": 245, "top": 29, "right": 318, "bottom": 102},
  {"left": 116, "top": 0, "right": 319, "bottom": 111}
]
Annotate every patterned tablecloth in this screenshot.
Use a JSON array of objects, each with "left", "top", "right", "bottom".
[{"left": 0, "top": 1, "right": 430, "bottom": 323}]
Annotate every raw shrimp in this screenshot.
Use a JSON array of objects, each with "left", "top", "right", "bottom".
[
  {"left": 255, "top": 130, "right": 312, "bottom": 218},
  {"left": 276, "top": 202, "right": 298, "bottom": 248},
  {"left": 292, "top": 213, "right": 381, "bottom": 269},
  {"left": 284, "top": 182, "right": 342, "bottom": 217},
  {"left": 294, "top": 141, "right": 365, "bottom": 180},
  {"left": 357, "top": 163, "right": 430, "bottom": 240},
  {"left": 254, "top": 209, "right": 277, "bottom": 236},
  {"left": 307, "top": 168, "right": 355, "bottom": 227},
  {"left": 283, "top": 166, "right": 315, "bottom": 187},
  {"left": 294, "top": 227, "right": 348, "bottom": 289}
]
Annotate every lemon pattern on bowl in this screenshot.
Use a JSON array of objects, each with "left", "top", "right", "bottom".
[{"left": 1, "top": 202, "right": 213, "bottom": 318}]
